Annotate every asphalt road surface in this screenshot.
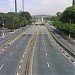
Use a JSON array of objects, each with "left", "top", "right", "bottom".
[
  {"left": 45, "top": 23, "right": 75, "bottom": 55},
  {"left": 0, "top": 34, "right": 32, "bottom": 75},
  {"left": 0, "top": 25, "right": 39, "bottom": 75},
  {"left": 32, "top": 26, "right": 75, "bottom": 75},
  {"left": 0, "top": 25, "right": 31, "bottom": 47},
  {"left": 0, "top": 25, "right": 74, "bottom": 75}
]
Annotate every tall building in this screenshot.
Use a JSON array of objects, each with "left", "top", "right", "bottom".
[
  {"left": 15, "top": 0, "right": 17, "bottom": 13},
  {"left": 73, "top": 0, "right": 75, "bottom": 5}
]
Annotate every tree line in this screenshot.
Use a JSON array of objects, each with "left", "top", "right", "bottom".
[
  {"left": 51, "top": 6, "right": 75, "bottom": 38},
  {"left": 0, "top": 12, "right": 32, "bottom": 31}
]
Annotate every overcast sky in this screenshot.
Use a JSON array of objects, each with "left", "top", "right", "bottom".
[{"left": 0, "top": 0, "right": 72, "bottom": 15}]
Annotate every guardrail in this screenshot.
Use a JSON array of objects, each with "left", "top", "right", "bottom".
[{"left": 50, "top": 31, "right": 75, "bottom": 58}]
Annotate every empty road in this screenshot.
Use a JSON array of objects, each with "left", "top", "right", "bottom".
[{"left": 32, "top": 26, "right": 75, "bottom": 75}]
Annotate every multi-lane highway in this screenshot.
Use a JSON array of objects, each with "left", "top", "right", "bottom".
[
  {"left": 0, "top": 25, "right": 30, "bottom": 47},
  {"left": 0, "top": 25, "right": 75, "bottom": 75},
  {"left": 0, "top": 25, "right": 36, "bottom": 75},
  {"left": 45, "top": 23, "right": 75, "bottom": 55},
  {"left": 32, "top": 26, "right": 75, "bottom": 75}
]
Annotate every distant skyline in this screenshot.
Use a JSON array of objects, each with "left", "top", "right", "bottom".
[{"left": 0, "top": 0, "right": 72, "bottom": 15}]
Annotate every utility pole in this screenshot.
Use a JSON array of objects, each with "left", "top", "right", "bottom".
[
  {"left": 2, "top": 21, "right": 5, "bottom": 38},
  {"left": 15, "top": 0, "right": 17, "bottom": 13},
  {"left": 22, "top": 0, "right": 24, "bottom": 12},
  {"left": 73, "top": 0, "right": 75, "bottom": 5}
]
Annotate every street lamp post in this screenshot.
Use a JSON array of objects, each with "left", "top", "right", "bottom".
[
  {"left": 2, "top": 21, "right": 5, "bottom": 38},
  {"left": 69, "top": 19, "right": 71, "bottom": 39}
]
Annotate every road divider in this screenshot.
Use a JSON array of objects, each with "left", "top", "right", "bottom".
[{"left": 16, "top": 32, "right": 37, "bottom": 75}]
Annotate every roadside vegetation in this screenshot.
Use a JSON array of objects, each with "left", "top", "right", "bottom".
[
  {"left": 0, "top": 12, "right": 32, "bottom": 31},
  {"left": 45, "top": 6, "right": 75, "bottom": 39}
]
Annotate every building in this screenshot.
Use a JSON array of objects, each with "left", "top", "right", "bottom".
[{"left": 73, "top": 0, "right": 75, "bottom": 5}]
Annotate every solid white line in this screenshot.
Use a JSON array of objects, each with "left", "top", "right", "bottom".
[
  {"left": 0, "top": 64, "right": 4, "bottom": 70},
  {"left": 47, "top": 63, "right": 50, "bottom": 67},
  {"left": 10, "top": 53, "right": 12, "bottom": 56}
]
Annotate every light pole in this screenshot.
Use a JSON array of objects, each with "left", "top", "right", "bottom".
[
  {"left": 2, "top": 21, "right": 5, "bottom": 38},
  {"left": 15, "top": 0, "right": 17, "bottom": 13},
  {"left": 22, "top": 0, "right": 24, "bottom": 12}
]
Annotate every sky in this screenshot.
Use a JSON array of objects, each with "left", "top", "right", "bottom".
[{"left": 0, "top": 0, "right": 72, "bottom": 15}]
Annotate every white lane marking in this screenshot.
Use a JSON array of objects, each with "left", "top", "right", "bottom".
[
  {"left": 5, "top": 46, "right": 7, "bottom": 48},
  {"left": 65, "top": 53, "right": 67, "bottom": 55},
  {"left": 21, "top": 60, "right": 23, "bottom": 63},
  {"left": 16, "top": 45, "right": 18, "bottom": 47},
  {"left": 0, "top": 64, "right": 4, "bottom": 70},
  {"left": 69, "top": 57, "right": 71, "bottom": 59},
  {"left": 9, "top": 43, "right": 11, "bottom": 45},
  {"left": 21, "top": 41, "right": 22, "bottom": 42},
  {"left": 47, "top": 63, "right": 50, "bottom": 67},
  {"left": 26, "top": 49, "right": 27, "bottom": 51},
  {"left": 44, "top": 43, "right": 45, "bottom": 46},
  {"left": 2, "top": 49, "right": 4, "bottom": 51},
  {"left": 24, "top": 52, "right": 26, "bottom": 54},
  {"left": 19, "top": 65, "right": 21, "bottom": 69},
  {"left": 43, "top": 38, "right": 44, "bottom": 40},
  {"left": 17, "top": 73, "right": 19, "bottom": 75},
  {"left": 10, "top": 53, "right": 12, "bottom": 56},
  {"left": 23, "top": 55, "right": 24, "bottom": 57},
  {"left": 46, "top": 53, "right": 47, "bottom": 56}
]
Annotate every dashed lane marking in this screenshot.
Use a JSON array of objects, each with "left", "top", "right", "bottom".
[
  {"left": 0, "top": 64, "right": 4, "bottom": 70},
  {"left": 10, "top": 53, "right": 12, "bottom": 56},
  {"left": 47, "top": 63, "right": 50, "bottom": 67},
  {"left": 23, "top": 55, "right": 24, "bottom": 57},
  {"left": 19, "top": 65, "right": 21, "bottom": 69},
  {"left": 44, "top": 43, "right": 45, "bottom": 46},
  {"left": 24, "top": 52, "right": 26, "bottom": 54},
  {"left": 21, "top": 60, "right": 23, "bottom": 63},
  {"left": 2, "top": 49, "right": 4, "bottom": 51},
  {"left": 26, "top": 49, "right": 27, "bottom": 51},
  {"left": 46, "top": 53, "right": 47, "bottom": 56},
  {"left": 17, "top": 73, "right": 19, "bottom": 75}
]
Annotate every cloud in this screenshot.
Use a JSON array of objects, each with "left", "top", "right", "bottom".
[{"left": 0, "top": 0, "right": 72, "bottom": 15}]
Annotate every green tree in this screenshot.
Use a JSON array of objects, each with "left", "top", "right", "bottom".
[
  {"left": 60, "top": 6, "right": 75, "bottom": 23},
  {"left": 19, "top": 12, "right": 32, "bottom": 23}
]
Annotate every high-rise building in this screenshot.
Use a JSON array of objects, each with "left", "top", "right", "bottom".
[
  {"left": 15, "top": 0, "right": 17, "bottom": 13},
  {"left": 73, "top": 0, "right": 75, "bottom": 5}
]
